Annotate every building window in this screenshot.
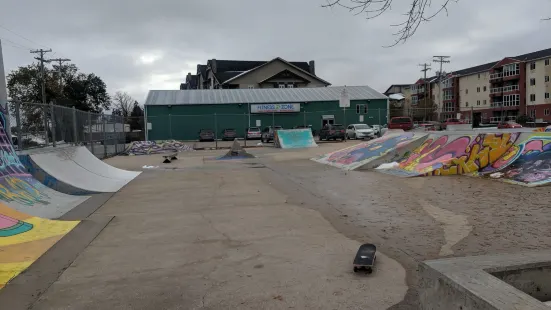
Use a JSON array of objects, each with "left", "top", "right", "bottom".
[
  {"left": 483, "top": 99, "right": 487, "bottom": 105},
  {"left": 465, "top": 89, "right": 468, "bottom": 94},
  {"left": 478, "top": 74, "right": 480, "bottom": 79},
  {"left": 546, "top": 109, "right": 550, "bottom": 116},
  {"left": 530, "top": 62, "right": 536, "bottom": 70},
  {"left": 477, "top": 87, "right": 480, "bottom": 92},
  {"left": 546, "top": 76, "right": 550, "bottom": 82},
  {"left": 530, "top": 78, "right": 536, "bottom": 86},
  {"left": 466, "top": 102, "right": 469, "bottom": 107},
  {"left": 477, "top": 100, "right": 480, "bottom": 106},
  {"left": 483, "top": 86, "right": 487, "bottom": 92},
  {"left": 286, "top": 84, "right": 294, "bottom": 88},
  {"left": 530, "top": 94, "right": 536, "bottom": 102},
  {"left": 356, "top": 104, "right": 367, "bottom": 114},
  {"left": 546, "top": 59, "right": 550, "bottom": 66},
  {"left": 546, "top": 92, "right": 550, "bottom": 99},
  {"left": 411, "top": 96, "right": 419, "bottom": 105},
  {"left": 248, "top": 85, "right": 255, "bottom": 89},
  {"left": 503, "top": 63, "right": 520, "bottom": 77},
  {"left": 278, "top": 84, "right": 286, "bottom": 89},
  {"left": 531, "top": 109, "right": 536, "bottom": 118},
  {"left": 503, "top": 94, "right": 520, "bottom": 106}
]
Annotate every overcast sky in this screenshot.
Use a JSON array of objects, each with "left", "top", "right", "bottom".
[{"left": 1, "top": 0, "right": 551, "bottom": 105}]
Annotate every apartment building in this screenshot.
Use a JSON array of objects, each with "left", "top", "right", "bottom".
[{"left": 456, "top": 48, "right": 551, "bottom": 124}]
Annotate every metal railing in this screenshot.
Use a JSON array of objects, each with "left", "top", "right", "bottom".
[
  {"left": 490, "top": 84, "right": 519, "bottom": 94},
  {"left": 489, "top": 72, "right": 503, "bottom": 80},
  {"left": 8, "top": 101, "right": 128, "bottom": 159}
]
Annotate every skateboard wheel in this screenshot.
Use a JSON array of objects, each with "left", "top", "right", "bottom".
[{"left": 353, "top": 267, "right": 358, "bottom": 273}]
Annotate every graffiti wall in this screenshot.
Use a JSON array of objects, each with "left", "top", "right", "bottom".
[
  {"left": 488, "top": 135, "right": 551, "bottom": 186},
  {"left": 312, "top": 132, "right": 422, "bottom": 171},
  {"left": 125, "top": 140, "right": 195, "bottom": 155},
  {"left": 275, "top": 129, "right": 317, "bottom": 149},
  {"left": 388, "top": 133, "right": 520, "bottom": 176},
  {"left": 0, "top": 203, "right": 78, "bottom": 289}
]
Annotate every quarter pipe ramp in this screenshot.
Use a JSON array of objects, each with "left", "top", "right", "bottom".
[
  {"left": 20, "top": 146, "right": 141, "bottom": 195},
  {"left": 275, "top": 129, "right": 317, "bottom": 149}
]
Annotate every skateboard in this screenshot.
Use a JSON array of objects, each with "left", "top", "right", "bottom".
[
  {"left": 162, "top": 152, "right": 178, "bottom": 163},
  {"left": 353, "top": 243, "right": 376, "bottom": 274}
]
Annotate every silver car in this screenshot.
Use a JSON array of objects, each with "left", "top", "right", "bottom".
[{"left": 346, "top": 124, "right": 375, "bottom": 139}]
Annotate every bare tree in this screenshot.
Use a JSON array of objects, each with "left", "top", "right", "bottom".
[
  {"left": 112, "top": 91, "right": 134, "bottom": 118},
  {"left": 322, "top": 0, "right": 457, "bottom": 46}
]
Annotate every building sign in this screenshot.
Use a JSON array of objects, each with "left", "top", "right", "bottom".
[{"left": 251, "top": 103, "right": 300, "bottom": 113}]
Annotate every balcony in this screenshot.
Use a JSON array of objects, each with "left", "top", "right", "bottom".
[
  {"left": 490, "top": 116, "right": 516, "bottom": 123},
  {"left": 491, "top": 101, "right": 503, "bottom": 107},
  {"left": 411, "top": 87, "right": 425, "bottom": 95},
  {"left": 490, "top": 72, "right": 503, "bottom": 80},
  {"left": 490, "top": 84, "right": 519, "bottom": 94}
]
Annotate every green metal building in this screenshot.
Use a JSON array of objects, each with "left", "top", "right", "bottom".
[{"left": 144, "top": 86, "right": 388, "bottom": 141}]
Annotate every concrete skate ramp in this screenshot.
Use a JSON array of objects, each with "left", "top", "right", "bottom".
[
  {"left": 485, "top": 133, "right": 551, "bottom": 187},
  {"left": 0, "top": 203, "right": 78, "bottom": 289},
  {"left": 216, "top": 140, "right": 255, "bottom": 160},
  {"left": 379, "top": 132, "right": 521, "bottom": 177},
  {"left": 311, "top": 132, "right": 427, "bottom": 171},
  {"left": 0, "top": 117, "right": 88, "bottom": 218},
  {"left": 275, "top": 129, "right": 317, "bottom": 149},
  {"left": 24, "top": 147, "right": 138, "bottom": 194}
]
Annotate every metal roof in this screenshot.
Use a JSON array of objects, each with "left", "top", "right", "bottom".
[{"left": 144, "top": 86, "right": 387, "bottom": 106}]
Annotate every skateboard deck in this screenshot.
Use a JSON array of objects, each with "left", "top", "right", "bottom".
[
  {"left": 162, "top": 152, "right": 178, "bottom": 163},
  {"left": 353, "top": 243, "right": 376, "bottom": 273}
]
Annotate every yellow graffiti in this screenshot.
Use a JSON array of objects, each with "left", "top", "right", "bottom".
[
  {"left": 434, "top": 134, "right": 516, "bottom": 175},
  {"left": 0, "top": 177, "right": 49, "bottom": 206},
  {"left": 0, "top": 204, "right": 78, "bottom": 289}
]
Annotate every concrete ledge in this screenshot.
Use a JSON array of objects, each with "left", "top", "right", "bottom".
[
  {"left": 0, "top": 215, "right": 114, "bottom": 309},
  {"left": 420, "top": 250, "right": 551, "bottom": 309}
]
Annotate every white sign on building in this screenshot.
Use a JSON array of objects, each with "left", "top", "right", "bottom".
[{"left": 250, "top": 103, "right": 300, "bottom": 113}]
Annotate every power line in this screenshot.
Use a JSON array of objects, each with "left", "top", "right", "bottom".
[
  {"left": 0, "top": 36, "right": 32, "bottom": 50},
  {"left": 30, "top": 48, "right": 52, "bottom": 145},
  {"left": 0, "top": 24, "right": 50, "bottom": 49},
  {"left": 432, "top": 56, "right": 451, "bottom": 78}
]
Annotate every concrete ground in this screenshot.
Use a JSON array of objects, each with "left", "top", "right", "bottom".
[
  {"left": 29, "top": 140, "right": 408, "bottom": 310},
  {"left": 25, "top": 137, "right": 551, "bottom": 309}
]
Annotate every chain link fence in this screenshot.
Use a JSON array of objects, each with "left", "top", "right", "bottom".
[
  {"left": 7, "top": 101, "right": 129, "bottom": 159},
  {"left": 145, "top": 108, "right": 390, "bottom": 145}
]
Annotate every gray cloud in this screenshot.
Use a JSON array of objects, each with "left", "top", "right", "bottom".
[{"left": 1, "top": 0, "right": 551, "bottom": 104}]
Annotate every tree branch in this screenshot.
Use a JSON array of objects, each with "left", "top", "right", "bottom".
[{"left": 322, "top": 0, "right": 458, "bottom": 47}]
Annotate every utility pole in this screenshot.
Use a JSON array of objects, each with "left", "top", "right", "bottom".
[
  {"left": 419, "top": 63, "right": 431, "bottom": 121},
  {"left": 433, "top": 56, "right": 451, "bottom": 120},
  {"left": 31, "top": 48, "right": 52, "bottom": 145},
  {"left": 49, "top": 58, "right": 71, "bottom": 92},
  {"left": 30, "top": 49, "right": 52, "bottom": 105}
]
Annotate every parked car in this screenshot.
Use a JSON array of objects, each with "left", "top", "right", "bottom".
[
  {"left": 440, "top": 118, "right": 464, "bottom": 130},
  {"left": 371, "top": 125, "right": 383, "bottom": 137},
  {"left": 388, "top": 117, "right": 414, "bottom": 131},
  {"left": 199, "top": 129, "right": 215, "bottom": 142},
  {"left": 497, "top": 121, "right": 522, "bottom": 129},
  {"left": 346, "top": 124, "right": 375, "bottom": 140},
  {"left": 261, "top": 126, "right": 283, "bottom": 143},
  {"left": 221, "top": 128, "right": 238, "bottom": 141},
  {"left": 319, "top": 124, "right": 346, "bottom": 141},
  {"left": 246, "top": 127, "right": 261, "bottom": 140},
  {"left": 418, "top": 123, "right": 437, "bottom": 131}
]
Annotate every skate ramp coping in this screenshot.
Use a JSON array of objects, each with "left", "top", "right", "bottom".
[
  {"left": 21, "top": 146, "right": 141, "bottom": 194},
  {"left": 446, "top": 124, "right": 473, "bottom": 131},
  {"left": 275, "top": 129, "right": 317, "bottom": 149},
  {"left": 420, "top": 250, "right": 551, "bottom": 309}
]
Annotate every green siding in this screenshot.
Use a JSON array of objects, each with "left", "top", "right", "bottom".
[{"left": 146, "top": 99, "right": 388, "bottom": 141}]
